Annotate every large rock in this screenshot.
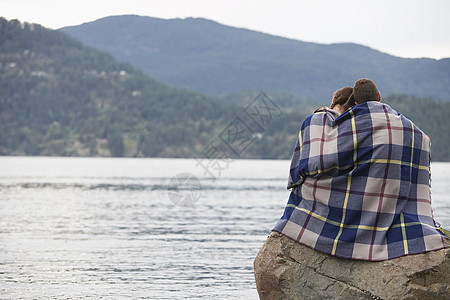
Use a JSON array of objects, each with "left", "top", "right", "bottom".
[{"left": 254, "top": 231, "right": 450, "bottom": 300}]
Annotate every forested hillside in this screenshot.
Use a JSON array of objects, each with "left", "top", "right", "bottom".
[
  {"left": 1, "top": 18, "right": 449, "bottom": 161},
  {"left": 61, "top": 15, "right": 450, "bottom": 102},
  {"left": 0, "top": 18, "right": 238, "bottom": 157}
]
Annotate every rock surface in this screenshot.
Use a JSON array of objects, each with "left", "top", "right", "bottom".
[{"left": 254, "top": 231, "right": 450, "bottom": 300}]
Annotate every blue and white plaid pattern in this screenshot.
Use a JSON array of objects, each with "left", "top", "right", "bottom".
[{"left": 273, "top": 102, "right": 447, "bottom": 261}]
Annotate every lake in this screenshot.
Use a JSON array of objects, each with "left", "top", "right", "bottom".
[{"left": 1, "top": 157, "right": 449, "bottom": 299}]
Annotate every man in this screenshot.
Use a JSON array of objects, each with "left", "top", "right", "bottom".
[{"left": 273, "top": 78, "right": 447, "bottom": 261}]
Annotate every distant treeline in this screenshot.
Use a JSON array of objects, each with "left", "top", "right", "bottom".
[{"left": 382, "top": 94, "right": 450, "bottom": 162}]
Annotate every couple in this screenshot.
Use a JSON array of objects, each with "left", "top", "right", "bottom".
[{"left": 273, "top": 78, "right": 448, "bottom": 261}]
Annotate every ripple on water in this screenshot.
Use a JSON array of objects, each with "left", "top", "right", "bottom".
[{"left": 1, "top": 157, "right": 449, "bottom": 299}]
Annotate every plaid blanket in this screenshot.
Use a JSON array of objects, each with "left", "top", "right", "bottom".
[{"left": 273, "top": 102, "right": 447, "bottom": 261}]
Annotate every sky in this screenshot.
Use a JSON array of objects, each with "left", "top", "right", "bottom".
[{"left": 2, "top": 0, "right": 450, "bottom": 59}]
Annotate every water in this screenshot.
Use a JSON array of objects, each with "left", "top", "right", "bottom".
[{"left": 0, "top": 157, "right": 449, "bottom": 299}]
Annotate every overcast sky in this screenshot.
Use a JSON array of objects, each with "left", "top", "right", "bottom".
[{"left": 2, "top": 0, "right": 450, "bottom": 59}]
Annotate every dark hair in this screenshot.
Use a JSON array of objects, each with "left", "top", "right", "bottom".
[
  {"left": 352, "top": 78, "right": 379, "bottom": 103},
  {"left": 343, "top": 93, "right": 355, "bottom": 110},
  {"left": 330, "top": 87, "right": 353, "bottom": 109}
]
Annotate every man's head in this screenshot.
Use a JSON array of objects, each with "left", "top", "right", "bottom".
[
  {"left": 330, "top": 87, "right": 353, "bottom": 113},
  {"left": 352, "top": 78, "right": 380, "bottom": 104}
]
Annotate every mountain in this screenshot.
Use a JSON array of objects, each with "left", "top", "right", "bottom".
[
  {"left": 61, "top": 15, "right": 450, "bottom": 102},
  {"left": 0, "top": 17, "right": 240, "bottom": 158},
  {"left": 0, "top": 17, "right": 316, "bottom": 160},
  {"left": 1, "top": 17, "right": 449, "bottom": 161}
]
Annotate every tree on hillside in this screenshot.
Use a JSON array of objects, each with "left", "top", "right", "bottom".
[{"left": 107, "top": 125, "right": 124, "bottom": 157}]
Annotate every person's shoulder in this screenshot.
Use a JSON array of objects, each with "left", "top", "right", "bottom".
[
  {"left": 352, "top": 101, "right": 399, "bottom": 116},
  {"left": 314, "top": 106, "right": 330, "bottom": 113},
  {"left": 365, "top": 101, "right": 397, "bottom": 112},
  {"left": 335, "top": 102, "right": 379, "bottom": 123},
  {"left": 300, "top": 107, "right": 336, "bottom": 129},
  {"left": 314, "top": 106, "right": 325, "bottom": 113},
  {"left": 313, "top": 106, "right": 340, "bottom": 118}
]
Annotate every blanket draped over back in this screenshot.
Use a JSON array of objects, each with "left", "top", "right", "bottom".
[{"left": 273, "top": 102, "right": 446, "bottom": 261}]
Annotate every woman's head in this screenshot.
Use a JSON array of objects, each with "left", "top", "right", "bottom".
[{"left": 330, "top": 87, "right": 353, "bottom": 113}]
